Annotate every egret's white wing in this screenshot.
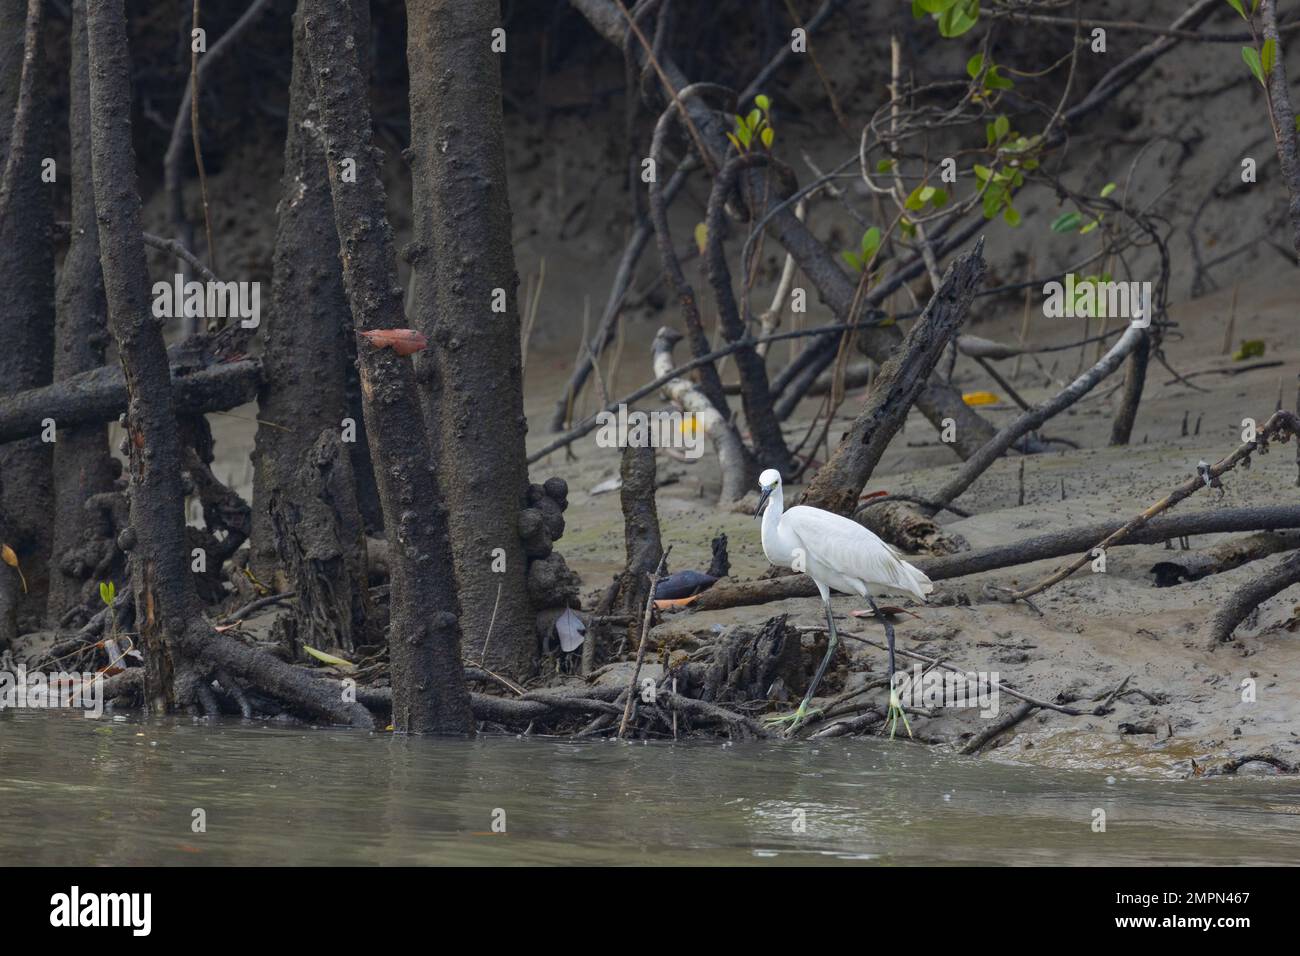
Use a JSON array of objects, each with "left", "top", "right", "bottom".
[{"left": 782, "top": 505, "right": 932, "bottom": 600}]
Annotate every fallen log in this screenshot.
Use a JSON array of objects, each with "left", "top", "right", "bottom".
[
  {"left": 857, "top": 500, "right": 968, "bottom": 556},
  {"left": 1149, "top": 531, "right": 1300, "bottom": 586},
  {"left": 688, "top": 505, "right": 1300, "bottom": 611},
  {"left": 1209, "top": 548, "right": 1300, "bottom": 643},
  {"left": 926, "top": 323, "right": 1145, "bottom": 514},
  {"left": 1002, "top": 410, "right": 1300, "bottom": 601},
  {"left": 0, "top": 358, "right": 261, "bottom": 444}
]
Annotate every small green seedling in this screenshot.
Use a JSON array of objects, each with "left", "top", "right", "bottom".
[
  {"left": 967, "top": 53, "right": 1014, "bottom": 101},
  {"left": 727, "top": 94, "right": 775, "bottom": 153},
  {"left": 841, "top": 226, "right": 882, "bottom": 274},
  {"left": 913, "top": 0, "right": 980, "bottom": 38},
  {"left": 1050, "top": 181, "right": 1117, "bottom": 235}
]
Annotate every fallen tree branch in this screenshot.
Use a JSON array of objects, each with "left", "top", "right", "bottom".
[
  {"left": 0, "top": 359, "right": 260, "bottom": 444},
  {"left": 1001, "top": 411, "right": 1300, "bottom": 601},
  {"left": 688, "top": 504, "right": 1300, "bottom": 611},
  {"left": 352, "top": 681, "right": 766, "bottom": 737},
  {"left": 926, "top": 324, "right": 1145, "bottom": 514},
  {"left": 1149, "top": 530, "right": 1300, "bottom": 586},
  {"left": 1209, "top": 548, "right": 1300, "bottom": 643},
  {"left": 1203, "top": 751, "right": 1298, "bottom": 775},
  {"left": 960, "top": 701, "right": 1037, "bottom": 755}
]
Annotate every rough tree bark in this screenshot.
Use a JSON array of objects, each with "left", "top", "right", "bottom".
[
  {"left": 250, "top": 0, "right": 371, "bottom": 652},
  {"left": 47, "top": 0, "right": 116, "bottom": 624},
  {"left": 405, "top": 0, "right": 539, "bottom": 677},
  {"left": 799, "top": 239, "right": 986, "bottom": 516},
  {"left": 612, "top": 444, "right": 662, "bottom": 653},
  {"left": 0, "top": 0, "right": 55, "bottom": 619},
  {"left": 1259, "top": 0, "right": 1300, "bottom": 259},
  {"left": 703, "top": 153, "right": 794, "bottom": 475},
  {"left": 87, "top": 0, "right": 372, "bottom": 726},
  {"left": 0, "top": 467, "right": 17, "bottom": 652},
  {"left": 302, "top": 0, "right": 473, "bottom": 732}
]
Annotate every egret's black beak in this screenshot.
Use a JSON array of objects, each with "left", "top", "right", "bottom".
[{"left": 754, "top": 486, "right": 773, "bottom": 520}]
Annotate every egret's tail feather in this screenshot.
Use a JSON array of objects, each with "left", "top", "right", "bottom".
[{"left": 898, "top": 559, "right": 933, "bottom": 602}]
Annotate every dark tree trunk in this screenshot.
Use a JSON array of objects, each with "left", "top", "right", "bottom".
[
  {"left": 302, "top": 0, "right": 473, "bottom": 733},
  {"left": 87, "top": 0, "right": 372, "bottom": 727},
  {"left": 406, "top": 0, "right": 539, "bottom": 678},
  {"left": 0, "top": 0, "right": 55, "bottom": 621},
  {"left": 1109, "top": 328, "right": 1149, "bottom": 446},
  {"left": 0, "top": 467, "right": 17, "bottom": 653},
  {"left": 1260, "top": 0, "right": 1300, "bottom": 259},
  {"left": 703, "top": 154, "right": 793, "bottom": 476},
  {"left": 47, "top": 0, "right": 115, "bottom": 625},
  {"left": 268, "top": 431, "right": 371, "bottom": 653},
  {"left": 614, "top": 444, "right": 662, "bottom": 649},
  {"left": 800, "top": 240, "right": 986, "bottom": 516},
  {"left": 251, "top": 0, "right": 371, "bottom": 652},
  {"left": 87, "top": 0, "right": 206, "bottom": 709}
]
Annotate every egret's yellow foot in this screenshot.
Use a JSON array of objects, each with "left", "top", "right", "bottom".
[
  {"left": 885, "top": 687, "right": 913, "bottom": 740},
  {"left": 764, "top": 701, "right": 821, "bottom": 735}
]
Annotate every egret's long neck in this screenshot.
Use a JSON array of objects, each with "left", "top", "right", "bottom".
[{"left": 760, "top": 482, "right": 785, "bottom": 556}]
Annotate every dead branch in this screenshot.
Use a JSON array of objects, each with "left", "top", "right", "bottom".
[
  {"left": 651, "top": 327, "right": 753, "bottom": 501},
  {"left": 799, "top": 238, "right": 986, "bottom": 516},
  {"left": 927, "top": 324, "right": 1146, "bottom": 514},
  {"left": 617, "top": 548, "right": 669, "bottom": 738},
  {"left": 1150, "top": 530, "right": 1300, "bottom": 586},
  {"left": 1209, "top": 548, "right": 1300, "bottom": 643},
  {"left": 689, "top": 504, "right": 1300, "bottom": 611},
  {"left": 1203, "top": 752, "right": 1298, "bottom": 776},
  {"left": 960, "top": 702, "right": 1037, "bottom": 755},
  {"left": 1001, "top": 411, "right": 1300, "bottom": 601},
  {"left": 704, "top": 152, "right": 796, "bottom": 473},
  {"left": 0, "top": 359, "right": 261, "bottom": 444},
  {"left": 646, "top": 84, "right": 732, "bottom": 414}
]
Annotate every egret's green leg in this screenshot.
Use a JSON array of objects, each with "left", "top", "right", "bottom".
[
  {"left": 867, "top": 595, "right": 912, "bottom": 740},
  {"left": 765, "top": 592, "right": 837, "bottom": 735}
]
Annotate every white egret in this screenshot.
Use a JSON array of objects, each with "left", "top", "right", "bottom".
[{"left": 754, "top": 468, "right": 932, "bottom": 736}]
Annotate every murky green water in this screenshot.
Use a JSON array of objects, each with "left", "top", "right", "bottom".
[{"left": 1, "top": 710, "right": 1297, "bottom": 865}]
